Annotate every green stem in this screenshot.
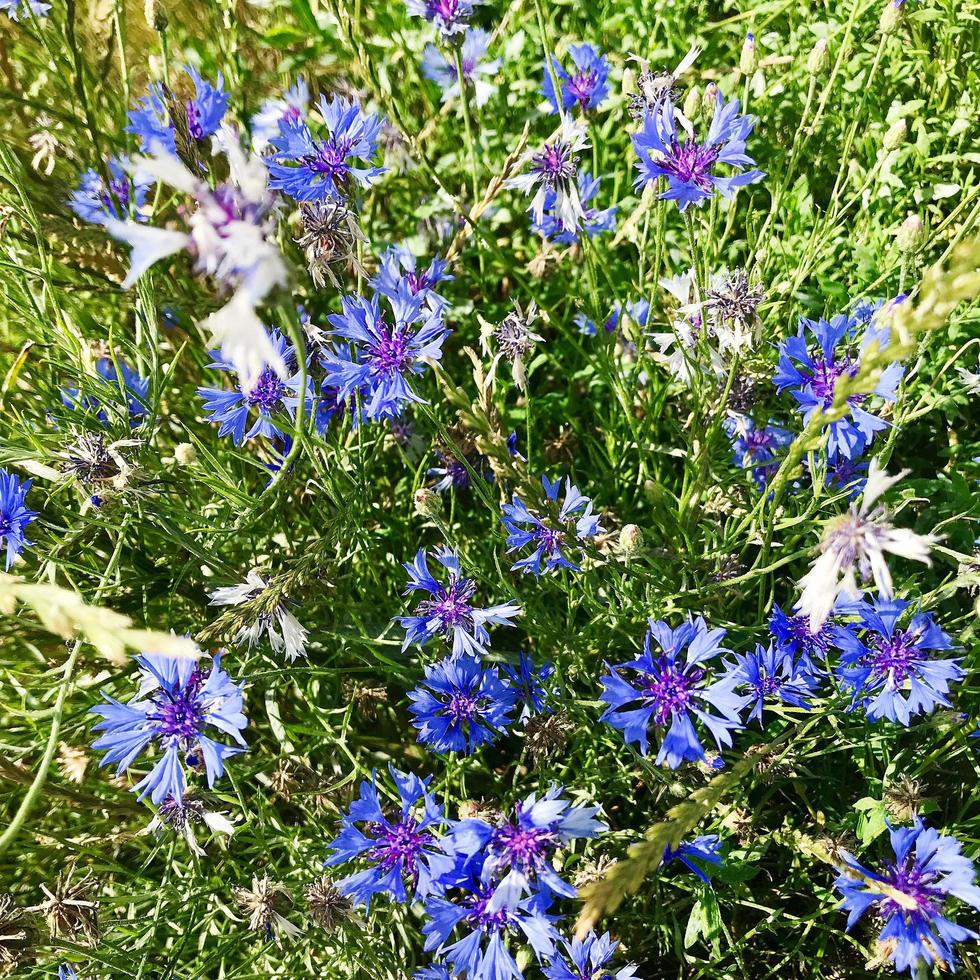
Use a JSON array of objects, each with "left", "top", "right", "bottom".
[{"left": 452, "top": 44, "right": 480, "bottom": 206}]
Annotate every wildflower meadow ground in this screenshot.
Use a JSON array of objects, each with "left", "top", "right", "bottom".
[{"left": 0, "top": 0, "right": 978, "bottom": 977}]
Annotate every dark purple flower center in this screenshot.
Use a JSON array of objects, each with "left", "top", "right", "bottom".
[
  {"left": 100, "top": 177, "right": 131, "bottom": 219},
  {"left": 465, "top": 889, "right": 510, "bottom": 933},
  {"left": 427, "top": 0, "right": 466, "bottom": 25},
  {"left": 868, "top": 630, "right": 921, "bottom": 684},
  {"left": 186, "top": 101, "right": 207, "bottom": 140},
  {"left": 303, "top": 137, "right": 355, "bottom": 183},
  {"left": 534, "top": 524, "right": 564, "bottom": 556},
  {"left": 149, "top": 669, "right": 206, "bottom": 744},
  {"left": 567, "top": 70, "right": 598, "bottom": 107},
  {"left": 880, "top": 860, "right": 945, "bottom": 921},
  {"left": 444, "top": 691, "right": 481, "bottom": 724},
  {"left": 366, "top": 816, "right": 432, "bottom": 883},
  {"left": 643, "top": 658, "right": 703, "bottom": 725},
  {"left": 784, "top": 614, "right": 834, "bottom": 656},
  {"left": 804, "top": 355, "right": 861, "bottom": 406},
  {"left": 405, "top": 270, "right": 433, "bottom": 295},
  {"left": 417, "top": 576, "right": 477, "bottom": 633},
  {"left": 366, "top": 322, "right": 412, "bottom": 377},
  {"left": 532, "top": 140, "right": 577, "bottom": 188},
  {"left": 246, "top": 367, "right": 289, "bottom": 411},
  {"left": 490, "top": 819, "right": 557, "bottom": 873},
  {"left": 663, "top": 139, "right": 721, "bottom": 190}
]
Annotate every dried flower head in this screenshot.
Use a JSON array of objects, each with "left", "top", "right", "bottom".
[
  {"left": 305, "top": 876, "right": 356, "bottom": 932},
  {"left": 340, "top": 677, "right": 389, "bottom": 720},
  {"left": 31, "top": 871, "right": 99, "bottom": 945},
  {"left": 482, "top": 301, "right": 544, "bottom": 390},
  {"left": 707, "top": 268, "right": 764, "bottom": 352},
  {"left": 57, "top": 743, "right": 89, "bottom": 784},
  {"left": 884, "top": 775, "right": 925, "bottom": 822},
  {"left": 0, "top": 893, "right": 36, "bottom": 974},
  {"left": 232, "top": 876, "right": 302, "bottom": 944},
  {"left": 295, "top": 200, "right": 366, "bottom": 288},
  {"left": 59, "top": 432, "right": 137, "bottom": 490},
  {"left": 524, "top": 710, "right": 573, "bottom": 767}
]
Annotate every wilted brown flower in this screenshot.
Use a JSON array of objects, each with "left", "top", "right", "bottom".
[
  {"left": 31, "top": 871, "right": 99, "bottom": 945},
  {"left": 232, "top": 876, "right": 302, "bottom": 944},
  {"left": 0, "top": 893, "right": 36, "bottom": 975},
  {"left": 305, "top": 876, "right": 355, "bottom": 932}
]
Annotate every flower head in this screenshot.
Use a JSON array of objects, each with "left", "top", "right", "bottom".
[
  {"left": 406, "top": 0, "right": 479, "bottom": 37},
  {"left": 707, "top": 268, "right": 764, "bottom": 353},
  {"left": 127, "top": 65, "right": 229, "bottom": 154},
  {"left": 90, "top": 651, "right": 248, "bottom": 805},
  {"left": 0, "top": 469, "right": 36, "bottom": 570},
  {"left": 723, "top": 414, "right": 793, "bottom": 490},
  {"left": 833, "top": 596, "right": 962, "bottom": 724},
  {"left": 69, "top": 157, "right": 151, "bottom": 226},
  {"left": 721, "top": 643, "right": 819, "bottom": 725},
  {"left": 509, "top": 118, "right": 590, "bottom": 232},
  {"left": 662, "top": 835, "right": 723, "bottom": 884},
  {"left": 232, "top": 875, "right": 302, "bottom": 943},
  {"left": 833, "top": 819, "right": 980, "bottom": 974},
  {"left": 448, "top": 785, "right": 605, "bottom": 908},
  {"left": 501, "top": 474, "right": 603, "bottom": 576},
  {"left": 398, "top": 547, "right": 521, "bottom": 655},
  {"left": 599, "top": 617, "right": 748, "bottom": 767},
  {"left": 543, "top": 930, "right": 639, "bottom": 980},
  {"left": 422, "top": 28, "right": 501, "bottom": 108},
  {"left": 408, "top": 653, "right": 518, "bottom": 755},
  {"left": 632, "top": 95, "right": 764, "bottom": 211},
  {"left": 61, "top": 357, "right": 150, "bottom": 424},
  {"left": 502, "top": 651, "right": 555, "bottom": 722},
  {"left": 774, "top": 310, "right": 904, "bottom": 460},
  {"left": 197, "top": 330, "right": 308, "bottom": 444},
  {"left": 798, "top": 461, "right": 938, "bottom": 629},
  {"left": 626, "top": 45, "right": 701, "bottom": 119},
  {"left": 769, "top": 603, "right": 841, "bottom": 671},
  {"left": 325, "top": 766, "right": 455, "bottom": 908},
  {"left": 251, "top": 79, "right": 309, "bottom": 153},
  {"left": 372, "top": 245, "right": 453, "bottom": 310},
  {"left": 105, "top": 129, "right": 289, "bottom": 388},
  {"left": 542, "top": 44, "right": 611, "bottom": 114},
  {"left": 428, "top": 447, "right": 492, "bottom": 493},
  {"left": 295, "top": 198, "right": 367, "bottom": 289},
  {"left": 267, "top": 94, "right": 385, "bottom": 202},
  {"left": 0, "top": 0, "right": 50, "bottom": 18},
  {"left": 532, "top": 171, "right": 617, "bottom": 245}
]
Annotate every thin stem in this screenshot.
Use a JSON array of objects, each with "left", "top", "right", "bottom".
[{"left": 452, "top": 44, "right": 480, "bottom": 206}]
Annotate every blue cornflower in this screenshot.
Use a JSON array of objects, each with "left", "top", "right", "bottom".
[
  {"left": 90, "top": 652, "right": 247, "bottom": 805},
  {"left": 833, "top": 819, "right": 980, "bottom": 974},
  {"left": 632, "top": 95, "right": 764, "bottom": 211},
  {"left": 408, "top": 653, "right": 518, "bottom": 755},
  {"left": 406, "top": 0, "right": 480, "bottom": 37},
  {"left": 773, "top": 312, "right": 904, "bottom": 460},
  {"left": 532, "top": 171, "right": 617, "bottom": 245},
  {"left": 0, "top": 469, "right": 36, "bottom": 570},
  {"left": 398, "top": 547, "right": 521, "bottom": 655},
  {"left": 312, "top": 382, "right": 348, "bottom": 435},
  {"left": 824, "top": 457, "right": 869, "bottom": 498},
  {"left": 62, "top": 357, "right": 150, "bottom": 424},
  {"left": 414, "top": 968, "right": 452, "bottom": 980},
  {"left": 721, "top": 643, "right": 818, "bottom": 725},
  {"left": 321, "top": 281, "right": 450, "bottom": 420},
  {"left": 422, "top": 863, "right": 558, "bottom": 980},
  {"left": 0, "top": 0, "right": 49, "bottom": 19},
  {"left": 58, "top": 968, "right": 79, "bottom": 980},
  {"left": 501, "top": 652, "right": 555, "bottom": 722},
  {"left": 769, "top": 603, "right": 841, "bottom": 672},
  {"left": 542, "top": 44, "right": 611, "bottom": 114},
  {"left": 449, "top": 785, "right": 605, "bottom": 908},
  {"left": 599, "top": 618, "right": 749, "bottom": 767},
  {"left": 543, "top": 931, "right": 639, "bottom": 980},
  {"left": 501, "top": 474, "right": 603, "bottom": 576},
  {"left": 267, "top": 94, "right": 385, "bottom": 202},
  {"left": 127, "top": 65, "right": 229, "bottom": 154},
  {"left": 833, "top": 596, "right": 962, "bottom": 725},
  {"left": 197, "top": 330, "right": 310, "bottom": 444},
  {"left": 723, "top": 414, "right": 793, "bottom": 490},
  {"left": 325, "top": 766, "right": 455, "bottom": 908},
  {"left": 662, "top": 835, "right": 723, "bottom": 884},
  {"left": 69, "top": 157, "right": 151, "bottom": 225},
  {"left": 421, "top": 28, "right": 501, "bottom": 108},
  {"left": 371, "top": 245, "right": 453, "bottom": 310},
  {"left": 428, "top": 447, "right": 492, "bottom": 493}
]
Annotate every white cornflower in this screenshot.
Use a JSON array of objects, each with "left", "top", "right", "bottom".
[
  {"left": 649, "top": 268, "right": 725, "bottom": 384},
  {"left": 798, "top": 459, "right": 938, "bottom": 629},
  {"left": 105, "top": 126, "right": 288, "bottom": 388},
  {"left": 209, "top": 568, "right": 309, "bottom": 661}
]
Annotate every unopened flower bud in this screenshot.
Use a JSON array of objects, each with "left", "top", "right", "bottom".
[
  {"left": 682, "top": 84, "right": 701, "bottom": 122},
  {"left": 896, "top": 214, "right": 924, "bottom": 253},
  {"left": 806, "top": 38, "right": 829, "bottom": 74},
  {"left": 413, "top": 487, "right": 442, "bottom": 520},
  {"left": 883, "top": 118, "right": 907, "bottom": 151},
  {"left": 174, "top": 443, "right": 197, "bottom": 466},
  {"left": 702, "top": 82, "right": 720, "bottom": 116},
  {"left": 618, "top": 524, "right": 643, "bottom": 557},
  {"left": 879, "top": 0, "right": 905, "bottom": 35},
  {"left": 740, "top": 32, "right": 758, "bottom": 75}
]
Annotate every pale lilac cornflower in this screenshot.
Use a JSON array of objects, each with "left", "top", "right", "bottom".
[
  {"left": 508, "top": 118, "right": 590, "bottom": 232},
  {"left": 105, "top": 128, "right": 288, "bottom": 388},
  {"left": 69, "top": 157, "right": 151, "bottom": 226},
  {"left": 398, "top": 547, "right": 521, "bottom": 655},
  {"left": 632, "top": 94, "right": 764, "bottom": 211},
  {"left": 406, "top": 0, "right": 480, "bottom": 37},
  {"left": 798, "top": 460, "right": 938, "bottom": 629},
  {"left": 532, "top": 172, "right": 617, "bottom": 245},
  {"left": 0, "top": 0, "right": 50, "bottom": 18},
  {"left": 421, "top": 29, "right": 501, "bottom": 108},
  {"left": 89, "top": 651, "right": 248, "bottom": 805}
]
